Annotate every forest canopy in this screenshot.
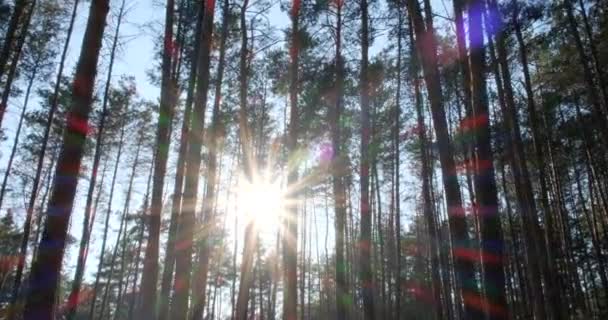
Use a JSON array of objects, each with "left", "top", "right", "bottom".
[{"left": 0, "top": 0, "right": 607, "bottom": 319}]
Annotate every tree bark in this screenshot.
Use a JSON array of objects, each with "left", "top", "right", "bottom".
[
  {"left": 157, "top": 1, "right": 204, "bottom": 318},
  {"left": 0, "top": 0, "right": 35, "bottom": 129},
  {"left": 359, "top": 0, "right": 375, "bottom": 318},
  {"left": 139, "top": 0, "right": 178, "bottom": 316},
  {"left": 283, "top": 1, "right": 300, "bottom": 319},
  {"left": 0, "top": 0, "right": 27, "bottom": 83},
  {"left": 466, "top": 1, "right": 507, "bottom": 318},
  {"left": 188, "top": 0, "right": 228, "bottom": 317},
  {"left": 404, "top": 1, "right": 476, "bottom": 317},
  {"left": 22, "top": 0, "right": 110, "bottom": 318},
  {"left": 66, "top": 1, "right": 125, "bottom": 315}
]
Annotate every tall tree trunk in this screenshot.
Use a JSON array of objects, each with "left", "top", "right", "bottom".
[
  {"left": 188, "top": 0, "right": 227, "bottom": 317},
  {"left": 359, "top": 0, "right": 375, "bottom": 318},
  {"left": 393, "top": 7, "right": 403, "bottom": 318},
  {"left": 127, "top": 160, "right": 155, "bottom": 320},
  {"left": 234, "top": 0, "right": 261, "bottom": 318},
  {"left": 22, "top": 0, "right": 110, "bottom": 318},
  {"left": 111, "top": 138, "right": 143, "bottom": 320},
  {"left": 0, "top": 0, "right": 35, "bottom": 129},
  {"left": 512, "top": 4, "right": 567, "bottom": 318},
  {"left": 88, "top": 104, "right": 129, "bottom": 320},
  {"left": 404, "top": 1, "right": 476, "bottom": 317},
  {"left": 410, "top": 18, "right": 442, "bottom": 320},
  {"left": 20, "top": 0, "right": 81, "bottom": 302},
  {"left": 170, "top": 0, "right": 215, "bottom": 317},
  {"left": 139, "top": 0, "right": 177, "bottom": 316},
  {"left": 99, "top": 131, "right": 141, "bottom": 320},
  {"left": 0, "top": 67, "right": 36, "bottom": 211},
  {"left": 0, "top": 0, "right": 27, "bottom": 80},
  {"left": 67, "top": 1, "right": 125, "bottom": 315},
  {"left": 283, "top": 1, "right": 300, "bottom": 319},
  {"left": 330, "top": 2, "right": 347, "bottom": 319},
  {"left": 563, "top": 0, "right": 608, "bottom": 138},
  {"left": 466, "top": 1, "right": 507, "bottom": 318},
  {"left": 157, "top": 1, "right": 204, "bottom": 318},
  {"left": 576, "top": 0, "right": 608, "bottom": 107}
]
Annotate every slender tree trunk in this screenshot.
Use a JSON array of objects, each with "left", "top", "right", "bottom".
[
  {"left": 139, "top": 0, "right": 178, "bottom": 316},
  {"left": 169, "top": 0, "right": 215, "bottom": 317},
  {"left": 283, "top": 1, "right": 300, "bottom": 319},
  {"left": 577, "top": 0, "right": 608, "bottom": 107},
  {"left": 393, "top": 7, "right": 403, "bottom": 318},
  {"left": 0, "top": 68, "right": 35, "bottom": 211},
  {"left": 359, "top": 0, "right": 375, "bottom": 318},
  {"left": 89, "top": 105, "right": 129, "bottom": 320},
  {"left": 189, "top": 0, "right": 228, "bottom": 317},
  {"left": 127, "top": 161, "right": 155, "bottom": 320},
  {"left": 0, "top": 0, "right": 35, "bottom": 129},
  {"left": 564, "top": 0, "right": 608, "bottom": 137},
  {"left": 66, "top": 1, "right": 125, "bottom": 315},
  {"left": 157, "top": 1, "right": 204, "bottom": 318},
  {"left": 22, "top": 0, "right": 110, "bottom": 318},
  {"left": 21, "top": 0, "right": 80, "bottom": 292},
  {"left": 234, "top": 0, "right": 262, "bottom": 317},
  {"left": 512, "top": 5, "right": 567, "bottom": 319},
  {"left": 404, "top": 1, "right": 476, "bottom": 317},
  {"left": 330, "top": 2, "right": 347, "bottom": 319},
  {"left": 466, "top": 1, "right": 507, "bottom": 318},
  {"left": 411, "top": 24, "right": 443, "bottom": 320},
  {"left": 0, "top": 0, "right": 27, "bottom": 80},
  {"left": 111, "top": 140, "right": 143, "bottom": 320}
]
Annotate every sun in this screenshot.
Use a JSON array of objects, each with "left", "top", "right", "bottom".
[{"left": 236, "top": 175, "right": 285, "bottom": 233}]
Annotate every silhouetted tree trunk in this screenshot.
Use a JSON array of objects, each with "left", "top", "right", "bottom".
[
  {"left": 88, "top": 105, "right": 129, "bottom": 320},
  {"left": 466, "top": 1, "right": 507, "bottom": 318},
  {"left": 0, "top": 0, "right": 35, "bottom": 129},
  {"left": 22, "top": 0, "right": 110, "bottom": 318},
  {"left": 170, "top": 0, "right": 216, "bottom": 317},
  {"left": 189, "top": 0, "right": 228, "bottom": 317},
  {"left": 21, "top": 0, "right": 80, "bottom": 296},
  {"left": 235, "top": 0, "right": 259, "bottom": 318},
  {"left": 67, "top": 1, "right": 125, "bottom": 316},
  {"left": 359, "top": 0, "right": 374, "bottom": 318},
  {"left": 331, "top": 1, "right": 347, "bottom": 319},
  {"left": 284, "top": 0, "right": 300, "bottom": 319},
  {"left": 139, "top": 0, "right": 177, "bottom": 317},
  {"left": 0, "top": 63, "right": 36, "bottom": 211},
  {"left": 409, "top": 14, "right": 443, "bottom": 320},
  {"left": 0, "top": 0, "right": 27, "bottom": 82},
  {"left": 127, "top": 160, "right": 154, "bottom": 320},
  {"left": 157, "top": 2, "right": 204, "bottom": 318},
  {"left": 404, "top": 1, "right": 476, "bottom": 317}
]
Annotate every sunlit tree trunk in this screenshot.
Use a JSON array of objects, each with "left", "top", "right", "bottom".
[{"left": 22, "top": 0, "right": 110, "bottom": 318}]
